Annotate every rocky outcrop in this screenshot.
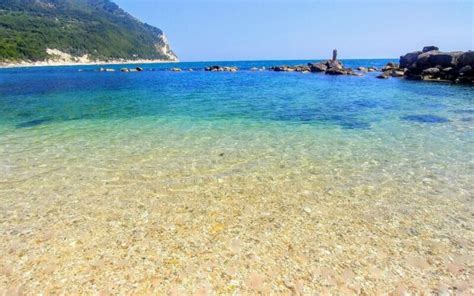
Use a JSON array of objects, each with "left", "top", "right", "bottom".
[
  {"left": 400, "top": 47, "right": 474, "bottom": 83},
  {"left": 262, "top": 47, "right": 472, "bottom": 84},
  {"left": 373, "top": 62, "right": 408, "bottom": 80},
  {"left": 269, "top": 65, "right": 310, "bottom": 72},
  {"left": 423, "top": 46, "right": 439, "bottom": 52},
  {"left": 367, "top": 66, "right": 378, "bottom": 72},
  {"left": 99, "top": 67, "right": 115, "bottom": 72},
  {"left": 268, "top": 50, "right": 360, "bottom": 76},
  {"left": 309, "top": 63, "right": 328, "bottom": 72},
  {"left": 269, "top": 61, "right": 360, "bottom": 76},
  {"left": 205, "top": 66, "right": 238, "bottom": 72},
  {"left": 325, "top": 67, "right": 346, "bottom": 75}
]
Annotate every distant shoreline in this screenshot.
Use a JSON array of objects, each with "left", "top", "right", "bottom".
[
  {"left": 0, "top": 58, "right": 400, "bottom": 69},
  {"left": 0, "top": 59, "right": 179, "bottom": 69}
]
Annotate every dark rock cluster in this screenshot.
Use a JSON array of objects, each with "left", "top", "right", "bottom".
[
  {"left": 309, "top": 59, "right": 360, "bottom": 76},
  {"left": 400, "top": 47, "right": 473, "bottom": 83},
  {"left": 269, "top": 65, "right": 311, "bottom": 73},
  {"left": 205, "top": 65, "right": 238, "bottom": 72},
  {"left": 270, "top": 50, "right": 364, "bottom": 76},
  {"left": 119, "top": 67, "right": 143, "bottom": 72},
  {"left": 269, "top": 60, "right": 362, "bottom": 76},
  {"left": 376, "top": 62, "right": 405, "bottom": 79}
]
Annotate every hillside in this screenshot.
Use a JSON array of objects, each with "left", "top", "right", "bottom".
[{"left": 0, "top": 0, "right": 178, "bottom": 63}]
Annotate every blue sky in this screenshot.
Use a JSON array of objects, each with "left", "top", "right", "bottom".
[{"left": 114, "top": 0, "right": 473, "bottom": 61}]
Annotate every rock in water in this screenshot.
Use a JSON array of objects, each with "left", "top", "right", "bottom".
[
  {"left": 458, "top": 51, "right": 474, "bottom": 67},
  {"left": 399, "top": 46, "right": 474, "bottom": 83},
  {"left": 400, "top": 51, "right": 422, "bottom": 68},
  {"left": 326, "top": 68, "right": 346, "bottom": 75},
  {"left": 205, "top": 66, "right": 238, "bottom": 72},
  {"left": 390, "top": 70, "right": 405, "bottom": 77},
  {"left": 367, "top": 66, "right": 378, "bottom": 72},
  {"left": 327, "top": 59, "right": 343, "bottom": 70},
  {"left": 376, "top": 73, "right": 390, "bottom": 79},
  {"left": 428, "top": 52, "right": 463, "bottom": 68}
]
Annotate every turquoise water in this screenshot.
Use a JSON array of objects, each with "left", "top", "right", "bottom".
[
  {"left": 0, "top": 60, "right": 473, "bottom": 293},
  {"left": 1, "top": 60, "right": 473, "bottom": 130}
]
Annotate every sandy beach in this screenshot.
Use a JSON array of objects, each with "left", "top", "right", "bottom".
[{"left": 0, "top": 59, "right": 178, "bottom": 69}]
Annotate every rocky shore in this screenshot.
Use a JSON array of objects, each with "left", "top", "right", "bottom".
[
  {"left": 204, "top": 65, "right": 239, "bottom": 72},
  {"left": 399, "top": 46, "right": 473, "bottom": 83},
  {"left": 84, "top": 46, "right": 473, "bottom": 85},
  {"left": 267, "top": 47, "right": 473, "bottom": 84},
  {"left": 269, "top": 50, "right": 368, "bottom": 76}
]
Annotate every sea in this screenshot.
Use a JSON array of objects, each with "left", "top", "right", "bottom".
[{"left": 0, "top": 60, "right": 472, "bottom": 293}]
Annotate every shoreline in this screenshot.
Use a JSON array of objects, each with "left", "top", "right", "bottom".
[{"left": 0, "top": 59, "right": 179, "bottom": 69}]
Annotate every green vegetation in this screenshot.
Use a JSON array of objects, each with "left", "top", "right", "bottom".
[{"left": 0, "top": 0, "right": 176, "bottom": 62}]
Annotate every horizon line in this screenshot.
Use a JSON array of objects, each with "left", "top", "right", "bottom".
[{"left": 177, "top": 57, "right": 399, "bottom": 63}]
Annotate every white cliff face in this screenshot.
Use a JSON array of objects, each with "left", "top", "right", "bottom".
[
  {"left": 46, "top": 48, "right": 91, "bottom": 63},
  {"left": 156, "top": 34, "right": 178, "bottom": 61}
]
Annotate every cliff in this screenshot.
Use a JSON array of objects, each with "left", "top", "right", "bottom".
[{"left": 0, "top": 0, "right": 178, "bottom": 64}]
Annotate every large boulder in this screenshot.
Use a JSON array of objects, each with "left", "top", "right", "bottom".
[
  {"left": 293, "top": 65, "right": 310, "bottom": 72},
  {"left": 326, "top": 60, "right": 343, "bottom": 70},
  {"left": 422, "top": 67, "right": 441, "bottom": 77},
  {"left": 367, "top": 66, "right": 378, "bottom": 72},
  {"left": 400, "top": 51, "right": 422, "bottom": 68},
  {"left": 428, "top": 52, "right": 463, "bottom": 68},
  {"left": 391, "top": 69, "right": 405, "bottom": 77},
  {"left": 458, "top": 51, "right": 474, "bottom": 67},
  {"left": 325, "top": 67, "right": 346, "bottom": 75},
  {"left": 309, "top": 63, "right": 327, "bottom": 72},
  {"left": 416, "top": 50, "right": 439, "bottom": 68},
  {"left": 205, "top": 65, "right": 238, "bottom": 72},
  {"left": 439, "top": 67, "right": 457, "bottom": 80},
  {"left": 459, "top": 65, "right": 473, "bottom": 75},
  {"left": 382, "top": 62, "right": 399, "bottom": 71},
  {"left": 423, "top": 46, "right": 439, "bottom": 52}
]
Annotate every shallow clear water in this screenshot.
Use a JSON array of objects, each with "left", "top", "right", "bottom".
[{"left": 0, "top": 60, "right": 473, "bottom": 293}]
